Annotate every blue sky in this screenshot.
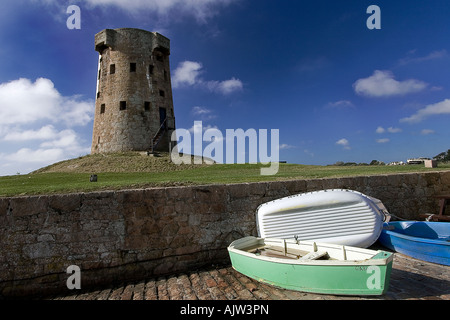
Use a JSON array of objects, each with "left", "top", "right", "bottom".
[{"left": 1, "top": 0, "right": 450, "bottom": 176}]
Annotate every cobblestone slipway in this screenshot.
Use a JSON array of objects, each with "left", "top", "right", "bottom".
[{"left": 53, "top": 252, "right": 449, "bottom": 301}]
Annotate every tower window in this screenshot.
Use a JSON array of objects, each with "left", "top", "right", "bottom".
[
  {"left": 159, "top": 90, "right": 165, "bottom": 97},
  {"left": 110, "top": 64, "right": 115, "bottom": 74},
  {"left": 156, "top": 54, "right": 163, "bottom": 62},
  {"left": 164, "top": 70, "right": 168, "bottom": 81},
  {"left": 100, "top": 104, "right": 105, "bottom": 114},
  {"left": 149, "top": 65, "right": 154, "bottom": 75},
  {"left": 144, "top": 101, "right": 151, "bottom": 111},
  {"left": 130, "top": 63, "right": 136, "bottom": 72},
  {"left": 120, "top": 101, "right": 127, "bottom": 110},
  {"left": 97, "top": 92, "right": 101, "bottom": 99}
]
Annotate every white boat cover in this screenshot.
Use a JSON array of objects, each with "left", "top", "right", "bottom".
[{"left": 256, "top": 189, "right": 390, "bottom": 248}]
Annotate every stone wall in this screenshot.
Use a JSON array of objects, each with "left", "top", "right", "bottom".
[{"left": 1, "top": 171, "right": 449, "bottom": 298}]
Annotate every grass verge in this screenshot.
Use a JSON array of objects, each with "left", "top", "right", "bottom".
[{"left": 1, "top": 156, "right": 449, "bottom": 197}]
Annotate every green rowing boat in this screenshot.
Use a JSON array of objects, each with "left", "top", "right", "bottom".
[{"left": 228, "top": 236, "right": 393, "bottom": 296}]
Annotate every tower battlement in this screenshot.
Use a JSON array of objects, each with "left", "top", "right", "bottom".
[
  {"left": 91, "top": 28, "right": 175, "bottom": 154},
  {"left": 94, "top": 28, "right": 170, "bottom": 54}
]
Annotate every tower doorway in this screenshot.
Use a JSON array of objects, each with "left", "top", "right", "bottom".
[{"left": 159, "top": 107, "right": 166, "bottom": 129}]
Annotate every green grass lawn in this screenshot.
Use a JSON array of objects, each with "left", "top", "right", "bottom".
[{"left": 1, "top": 162, "right": 449, "bottom": 197}]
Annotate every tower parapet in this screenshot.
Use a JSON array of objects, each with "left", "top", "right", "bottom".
[{"left": 91, "top": 28, "right": 175, "bottom": 154}]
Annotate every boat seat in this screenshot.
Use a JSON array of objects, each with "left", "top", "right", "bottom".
[{"left": 298, "top": 251, "right": 328, "bottom": 261}]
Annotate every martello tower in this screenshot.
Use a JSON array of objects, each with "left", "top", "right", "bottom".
[{"left": 91, "top": 28, "right": 175, "bottom": 154}]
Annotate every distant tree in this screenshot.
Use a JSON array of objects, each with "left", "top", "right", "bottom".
[
  {"left": 434, "top": 152, "right": 446, "bottom": 161},
  {"left": 370, "top": 160, "right": 381, "bottom": 165},
  {"left": 434, "top": 149, "right": 450, "bottom": 162},
  {"left": 444, "top": 150, "right": 450, "bottom": 161}
]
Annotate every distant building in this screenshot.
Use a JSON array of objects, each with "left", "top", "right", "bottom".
[
  {"left": 91, "top": 28, "right": 176, "bottom": 154},
  {"left": 387, "top": 161, "right": 405, "bottom": 166},
  {"left": 407, "top": 157, "right": 430, "bottom": 165}
]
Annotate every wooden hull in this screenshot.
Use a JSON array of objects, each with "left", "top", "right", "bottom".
[
  {"left": 256, "top": 189, "right": 390, "bottom": 248},
  {"left": 378, "top": 221, "right": 450, "bottom": 266},
  {"left": 228, "top": 236, "right": 393, "bottom": 296}
]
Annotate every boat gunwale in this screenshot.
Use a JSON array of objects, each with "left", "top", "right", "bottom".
[{"left": 382, "top": 222, "right": 450, "bottom": 246}]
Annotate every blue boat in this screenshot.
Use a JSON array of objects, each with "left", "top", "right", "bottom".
[{"left": 378, "top": 221, "right": 450, "bottom": 266}]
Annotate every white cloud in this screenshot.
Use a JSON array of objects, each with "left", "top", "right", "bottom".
[
  {"left": 387, "top": 127, "right": 402, "bottom": 133},
  {"left": 83, "top": 0, "right": 238, "bottom": 22},
  {"left": 192, "top": 106, "right": 216, "bottom": 120},
  {"left": 400, "top": 99, "right": 450, "bottom": 123},
  {"left": 376, "top": 126, "right": 402, "bottom": 134},
  {"left": 375, "top": 126, "right": 385, "bottom": 134},
  {"left": 353, "top": 70, "right": 428, "bottom": 97},
  {"left": 0, "top": 78, "right": 93, "bottom": 127},
  {"left": 398, "top": 50, "right": 448, "bottom": 66},
  {"left": 279, "top": 144, "right": 296, "bottom": 150},
  {"left": 376, "top": 138, "right": 390, "bottom": 144},
  {"left": 172, "top": 61, "right": 203, "bottom": 87},
  {"left": 336, "top": 138, "right": 350, "bottom": 150},
  {"left": 192, "top": 106, "right": 211, "bottom": 115},
  {"left": 3, "top": 125, "right": 58, "bottom": 141},
  {"left": 172, "top": 60, "right": 243, "bottom": 95},
  {"left": 0, "top": 78, "right": 93, "bottom": 176},
  {"left": 206, "top": 78, "right": 243, "bottom": 95},
  {"left": 0, "top": 78, "right": 59, "bottom": 125},
  {"left": 40, "top": 129, "right": 81, "bottom": 149},
  {"left": 421, "top": 129, "right": 435, "bottom": 135},
  {"left": 326, "top": 100, "right": 354, "bottom": 109},
  {"left": 61, "top": 97, "right": 93, "bottom": 127},
  {"left": 188, "top": 121, "right": 218, "bottom": 134},
  {"left": 0, "top": 134, "right": 90, "bottom": 175},
  {"left": 4, "top": 148, "right": 66, "bottom": 164}
]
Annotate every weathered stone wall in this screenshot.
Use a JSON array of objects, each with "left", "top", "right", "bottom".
[{"left": 1, "top": 171, "right": 449, "bottom": 298}]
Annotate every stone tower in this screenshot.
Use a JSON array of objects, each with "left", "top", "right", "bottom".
[{"left": 91, "top": 28, "right": 175, "bottom": 154}]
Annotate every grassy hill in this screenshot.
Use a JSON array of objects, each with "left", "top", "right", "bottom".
[
  {"left": 1, "top": 152, "right": 449, "bottom": 197},
  {"left": 32, "top": 152, "right": 209, "bottom": 174}
]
